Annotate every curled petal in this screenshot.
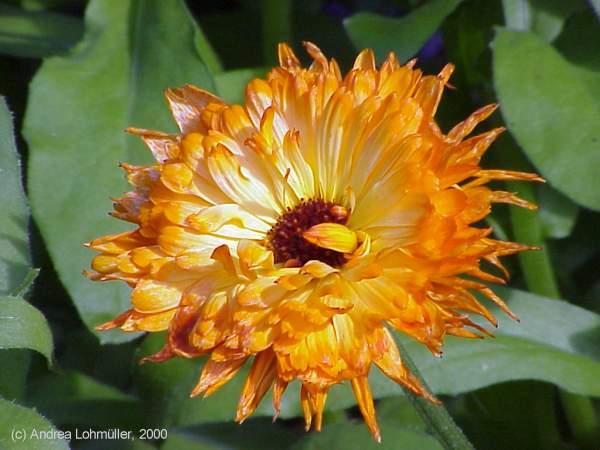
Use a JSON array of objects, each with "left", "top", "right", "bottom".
[
  {"left": 272, "top": 377, "right": 289, "bottom": 421},
  {"left": 165, "top": 84, "right": 223, "bottom": 134},
  {"left": 373, "top": 328, "right": 438, "bottom": 403},
  {"left": 236, "top": 349, "right": 277, "bottom": 422},
  {"left": 303, "top": 223, "right": 358, "bottom": 253},
  {"left": 351, "top": 376, "right": 380, "bottom": 443},
  {"left": 300, "top": 383, "right": 329, "bottom": 432},
  {"left": 192, "top": 357, "right": 248, "bottom": 398}
]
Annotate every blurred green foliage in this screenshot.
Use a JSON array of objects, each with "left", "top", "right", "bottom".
[{"left": 0, "top": 0, "right": 599, "bottom": 449}]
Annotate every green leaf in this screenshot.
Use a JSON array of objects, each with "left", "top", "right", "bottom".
[
  {"left": 394, "top": 287, "right": 600, "bottom": 398},
  {"left": 492, "top": 29, "right": 600, "bottom": 210},
  {"left": 0, "top": 296, "right": 53, "bottom": 364},
  {"left": 344, "top": 0, "right": 464, "bottom": 62},
  {"left": 215, "top": 67, "right": 267, "bottom": 104},
  {"left": 395, "top": 339, "right": 475, "bottom": 450},
  {"left": 0, "top": 2, "right": 83, "bottom": 58},
  {"left": 0, "top": 349, "right": 31, "bottom": 400},
  {"left": 456, "top": 382, "right": 564, "bottom": 450},
  {"left": 25, "top": 0, "right": 215, "bottom": 343},
  {"left": 554, "top": 9, "right": 600, "bottom": 97},
  {"left": 134, "top": 332, "right": 305, "bottom": 427},
  {"left": 261, "top": 0, "right": 292, "bottom": 66},
  {"left": 0, "top": 398, "right": 68, "bottom": 450},
  {"left": 590, "top": 0, "right": 600, "bottom": 18},
  {"left": 194, "top": 24, "right": 223, "bottom": 75},
  {"left": 501, "top": 0, "right": 584, "bottom": 42},
  {"left": 11, "top": 268, "right": 40, "bottom": 299},
  {"left": 442, "top": 0, "right": 503, "bottom": 87},
  {"left": 291, "top": 419, "right": 443, "bottom": 450},
  {"left": 76, "top": 439, "right": 157, "bottom": 450},
  {"left": 0, "top": 97, "right": 31, "bottom": 297},
  {"left": 25, "top": 371, "right": 144, "bottom": 429},
  {"left": 538, "top": 184, "right": 578, "bottom": 239},
  {"left": 163, "top": 418, "right": 300, "bottom": 450}
]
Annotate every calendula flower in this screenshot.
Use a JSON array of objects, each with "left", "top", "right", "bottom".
[{"left": 85, "top": 43, "right": 541, "bottom": 441}]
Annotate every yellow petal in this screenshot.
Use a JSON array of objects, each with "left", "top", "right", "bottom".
[
  {"left": 132, "top": 279, "right": 182, "bottom": 313},
  {"left": 188, "top": 204, "right": 270, "bottom": 234},
  {"left": 302, "top": 223, "right": 358, "bottom": 253}
]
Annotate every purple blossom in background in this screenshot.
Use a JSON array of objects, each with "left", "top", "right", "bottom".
[
  {"left": 322, "top": 1, "right": 351, "bottom": 18},
  {"left": 418, "top": 31, "right": 444, "bottom": 60}
]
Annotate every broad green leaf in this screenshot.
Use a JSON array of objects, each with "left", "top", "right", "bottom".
[
  {"left": 194, "top": 24, "right": 223, "bottom": 75},
  {"left": 344, "top": 0, "right": 463, "bottom": 62},
  {"left": 502, "top": 0, "right": 532, "bottom": 31},
  {"left": 0, "top": 2, "right": 83, "bottom": 58},
  {"left": 215, "top": 67, "right": 267, "bottom": 104},
  {"left": 134, "top": 287, "right": 600, "bottom": 426},
  {"left": 456, "top": 382, "right": 563, "bottom": 450},
  {"left": 292, "top": 8, "right": 357, "bottom": 67},
  {"left": 501, "top": 0, "right": 584, "bottom": 42},
  {"left": 0, "top": 98, "right": 44, "bottom": 404},
  {"left": 0, "top": 97, "right": 30, "bottom": 296},
  {"left": 163, "top": 418, "right": 300, "bottom": 450},
  {"left": 261, "top": 0, "right": 292, "bottom": 66},
  {"left": 0, "top": 349, "right": 31, "bottom": 400},
  {"left": 25, "top": 0, "right": 215, "bottom": 343},
  {"left": 0, "top": 296, "right": 52, "bottom": 364},
  {"left": 394, "top": 340, "right": 475, "bottom": 450},
  {"left": 291, "top": 419, "right": 443, "bottom": 450},
  {"left": 538, "top": 184, "right": 578, "bottom": 239},
  {"left": 396, "top": 287, "right": 600, "bottom": 397},
  {"left": 196, "top": 10, "right": 262, "bottom": 70},
  {"left": 442, "top": 0, "right": 503, "bottom": 87},
  {"left": 134, "top": 332, "right": 303, "bottom": 427},
  {"left": 554, "top": 9, "right": 600, "bottom": 98},
  {"left": 492, "top": 29, "right": 600, "bottom": 210},
  {"left": 57, "top": 328, "right": 139, "bottom": 389},
  {"left": 25, "top": 371, "right": 144, "bottom": 429},
  {"left": 590, "top": 0, "right": 600, "bottom": 19},
  {"left": 76, "top": 440, "right": 156, "bottom": 450},
  {"left": 0, "top": 398, "right": 68, "bottom": 450},
  {"left": 11, "top": 269, "right": 40, "bottom": 299},
  {"left": 375, "top": 395, "right": 427, "bottom": 429}
]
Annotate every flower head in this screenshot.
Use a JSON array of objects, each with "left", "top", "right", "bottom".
[{"left": 85, "top": 42, "right": 541, "bottom": 441}]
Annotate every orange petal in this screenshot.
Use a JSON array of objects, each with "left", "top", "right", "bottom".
[
  {"left": 350, "top": 376, "right": 381, "bottom": 442},
  {"left": 353, "top": 48, "right": 376, "bottom": 71},
  {"left": 192, "top": 356, "right": 248, "bottom": 398},
  {"left": 302, "top": 383, "right": 329, "bottom": 432},
  {"left": 447, "top": 104, "right": 498, "bottom": 142},
  {"left": 236, "top": 349, "right": 277, "bottom": 422},
  {"left": 278, "top": 43, "right": 300, "bottom": 69},
  {"left": 432, "top": 188, "right": 467, "bottom": 217},
  {"left": 272, "top": 377, "right": 289, "bottom": 421},
  {"left": 126, "top": 128, "right": 180, "bottom": 163},
  {"left": 165, "top": 84, "right": 222, "bottom": 134},
  {"left": 373, "top": 328, "right": 438, "bottom": 403},
  {"left": 95, "top": 309, "right": 133, "bottom": 331}
]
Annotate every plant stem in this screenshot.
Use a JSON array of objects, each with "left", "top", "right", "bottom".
[
  {"left": 504, "top": 148, "right": 599, "bottom": 450},
  {"left": 261, "top": 0, "right": 292, "bottom": 66},
  {"left": 397, "top": 340, "right": 475, "bottom": 450}
]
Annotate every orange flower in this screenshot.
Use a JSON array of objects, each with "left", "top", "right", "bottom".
[{"left": 85, "top": 43, "right": 542, "bottom": 441}]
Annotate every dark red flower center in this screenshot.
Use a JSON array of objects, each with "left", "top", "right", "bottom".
[{"left": 267, "top": 199, "right": 349, "bottom": 267}]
